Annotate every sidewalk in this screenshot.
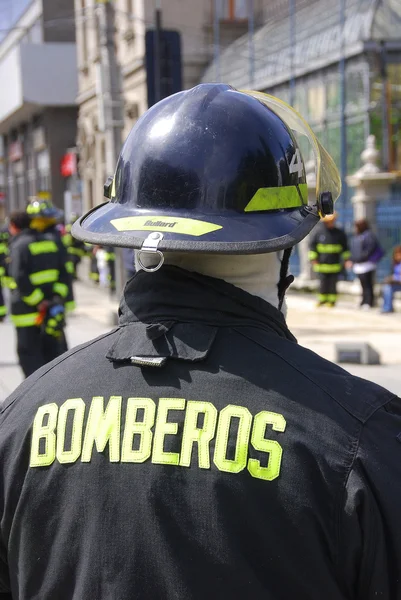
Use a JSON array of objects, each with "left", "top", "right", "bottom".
[{"left": 1, "top": 279, "right": 400, "bottom": 403}]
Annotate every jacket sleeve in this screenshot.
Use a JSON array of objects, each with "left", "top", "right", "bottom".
[
  {"left": 308, "top": 231, "right": 319, "bottom": 261},
  {"left": 53, "top": 239, "right": 71, "bottom": 300},
  {"left": 361, "top": 231, "right": 378, "bottom": 263},
  {"left": 338, "top": 396, "right": 401, "bottom": 598},
  {"left": 9, "top": 241, "right": 36, "bottom": 299}
]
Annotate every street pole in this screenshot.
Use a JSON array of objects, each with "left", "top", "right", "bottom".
[
  {"left": 380, "top": 41, "right": 390, "bottom": 171},
  {"left": 339, "top": 0, "right": 348, "bottom": 215},
  {"left": 213, "top": 0, "right": 220, "bottom": 81},
  {"left": 289, "top": 0, "right": 296, "bottom": 107},
  {"left": 95, "top": 0, "right": 125, "bottom": 309},
  {"left": 154, "top": 2, "right": 162, "bottom": 103},
  {"left": 248, "top": 0, "right": 255, "bottom": 87}
]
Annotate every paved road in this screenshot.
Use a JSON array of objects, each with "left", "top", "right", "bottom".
[{"left": 0, "top": 281, "right": 400, "bottom": 402}]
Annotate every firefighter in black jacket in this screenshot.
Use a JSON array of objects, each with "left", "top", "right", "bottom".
[
  {"left": 62, "top": 214, "right": 86, "bottom": 281},
  {"left": 8, "top": 203, "right": 70, "bottom": 378},
  {"left": 1, "top": 85, "right": 401, "bottom": 600},
  {"left": 0, "top": 225, "right": 8, "bottom": 320},
  {"left": 309, "top": 212, "right": 350, "bottom": 306}
]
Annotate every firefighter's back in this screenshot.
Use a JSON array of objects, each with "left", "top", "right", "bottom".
[{"left": 0, "top": 316, "right": 398, "bottom": 600}]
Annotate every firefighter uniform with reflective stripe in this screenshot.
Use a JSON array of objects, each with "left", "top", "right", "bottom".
[
  {"left": 309, "top": 223, "right": 350, "bottom": 305},
  {"left": 62, "top": 224, "right": 86, "bottom": 280},
  {"left": 8, "top": 227, "right": 70, "bottom": 377},
  {"left": 1, "top": 267, "right": 401, "bottom": 599},
  {"left": 0, "top": 228, "right": 9, "bottom": 319},
  {"left": 104, "top": 245, "right": 116, "bottom": 291}
]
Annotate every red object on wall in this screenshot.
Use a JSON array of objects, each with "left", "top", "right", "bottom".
[{"left": 60, "top": 153, "right": 77, "bottom": 177}]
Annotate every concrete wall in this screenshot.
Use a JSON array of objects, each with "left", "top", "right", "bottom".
[{"left": 44, "top": 106, "right": 78, "bottom": 208}]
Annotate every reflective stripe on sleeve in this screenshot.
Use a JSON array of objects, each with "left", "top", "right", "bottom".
[
  {"left": 68, "top": 247, "right": 85, "bottom": 257},
  {"left": 53, "top": 282, "right": 69, "bottom": 298},
  {"left": 28, "top": 241, "right": 58, "bottom": 255},
  {"left": 22, "top": 288, "right": 45, "bottom": 306},
  {"left": 11, "top": 313, "right": 39, "bottom": 327},
  {"left": 0, "top": 305, "right": 6, "bottom": 316},
  {"left": 3, "top": 276, "right": 17, "bottom": 289},
  {"left": 66, "top": 261, "right": 75, "bottom": 274},
  {"left": 0, "top": 243, "right": 8, "bottom": 254},
  {"left": 29, "top": 269, "right": 59, "bottom": 285}
]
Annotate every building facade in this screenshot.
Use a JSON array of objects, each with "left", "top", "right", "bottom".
[
  {"left": 0, "top": 0, "right": 78, "bottom": 214},
  {"left": 75, "top": 0, "right": 267, "bottom": 212}
]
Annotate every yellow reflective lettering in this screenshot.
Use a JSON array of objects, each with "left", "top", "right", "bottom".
[
  {"left": 30, "top": 403, "right": 58, "bottom": 467},
  {"left": 122, "top": 398, "right": 155, "bottom": 463},
  {"left": 247, "top": 411, "right": 286, "bottom": 481},
  {"left": 180, "top": 401, "right": 217, "bottom": 469},
  {"left": 56, "top": 398, "right": 85, "bottom": 464},
  {"left": 213, "top": 405, "right": 252, "bottom": 474},
  {"left": 81, "top": 396, "right": 122, "bottom": 462},
  {"left": 152, "top": 398, "right": 185, "bottom": 465}
]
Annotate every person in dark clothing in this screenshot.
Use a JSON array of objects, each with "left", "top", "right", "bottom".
[
  {"left": 309, "top": 212, "right": 350, "bottom": 307},
  {"left": 8, "top": 203, "right": 70, "bottom": 378},
  {"left": 0, "top": 226, "right": 9, "bottom": 321},
  {"left": 1, "top": 84, "right": 400, "bottom": 600},
  {"left": 349, "top": 218, "right": 383, "bottom": 309}
]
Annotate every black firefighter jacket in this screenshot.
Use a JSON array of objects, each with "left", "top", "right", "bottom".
[
  {"left": 0, "top": 267, "right": 400, "bottom": 600},
  {"left": 8, "top": 228, "right": 70, "bottom": 327}
]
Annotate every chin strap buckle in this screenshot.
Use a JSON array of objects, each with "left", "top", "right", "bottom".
[{"left": 137, "top": 232, "right": 165, "bottom": 273}]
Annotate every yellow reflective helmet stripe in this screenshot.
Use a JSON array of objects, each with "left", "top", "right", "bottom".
[
  {"left": 111, "top": 216, "right": 222, "bottom": 237},
  {"left": 22, "top": 288, "right": 45, "bottom": 306},
  {"left": 11, "top": 313, "right": 39, "bottom": 327},
  {"left": 53, "top": 282, "right": 69, "bottom": 298},
  {"left": 316, "top": 243, "right": 343, "bottom": 253},
  {"left": 30, "top": 269, "right": 59, "bottom": 285},
  {"left": 28, "top": 241, "right": 58, "bottom": 255},
  {"left": 244, "top": 183, "right": 307, "bottom": 212}
]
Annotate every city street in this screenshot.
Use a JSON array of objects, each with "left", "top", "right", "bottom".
[{"left": 1, "top": 279, "right": 400, "bottom": 403}]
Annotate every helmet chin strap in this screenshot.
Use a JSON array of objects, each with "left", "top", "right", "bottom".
[{"left": 277, "top": 248, "right": 294, "bottom": 312}]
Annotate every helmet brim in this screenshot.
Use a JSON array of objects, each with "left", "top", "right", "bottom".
[{"left": 72, "top": 202, "right": 319, "bottom": 254}]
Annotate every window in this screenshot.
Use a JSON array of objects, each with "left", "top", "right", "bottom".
[{"left": 217, "top": 0, "right": 248, "bottom": 21}]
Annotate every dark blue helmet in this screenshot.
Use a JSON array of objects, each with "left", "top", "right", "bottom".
[{"left": 73, "top": 84, "right": 340, "bottom": 254}]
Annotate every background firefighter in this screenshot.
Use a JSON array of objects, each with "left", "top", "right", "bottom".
[{"left": 308, "top": 213, "right": 350, "bottom": 307}]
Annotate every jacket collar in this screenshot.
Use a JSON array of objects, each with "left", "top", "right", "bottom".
[{"left": 118, "top": 266, "right": 296, "bottom": 343}]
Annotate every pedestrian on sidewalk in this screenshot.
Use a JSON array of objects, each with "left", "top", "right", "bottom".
[
  {"left": 1, "top": 85, "right": 401, "bottom": 599},
  {"left": 308, "top": 212, "right": 350, "bottom": 307},
  {"left": 349, "top": 218, "right": 384, "bottom": 309},
  {"left": 381, "top": 245, "right": 401, "bottom": 313}
]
